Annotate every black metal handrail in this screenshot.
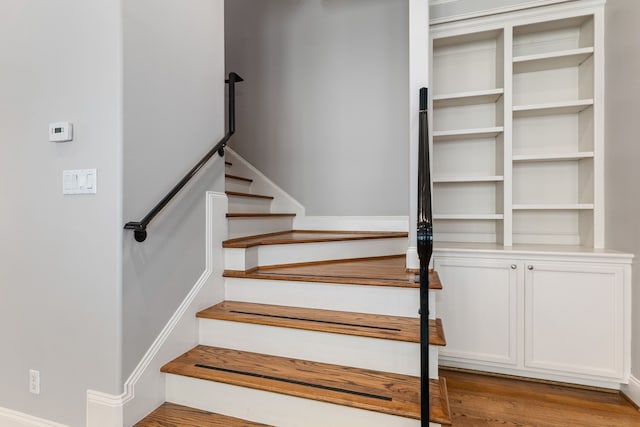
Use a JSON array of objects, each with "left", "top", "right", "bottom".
[
  {"left": 417, "top": 87, "right": 433, "bottom": 426},
  {"left": 124, "top": 72, "right": 244, "bottom": 242}
]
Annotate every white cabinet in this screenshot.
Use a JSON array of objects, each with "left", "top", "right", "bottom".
[
  {"left": 430, "top": 0, "right": 605, "bottom": 247},
  {"left": 435, "top": 257, "right": 518, "bottom": 366},
  {"left": 434, "top": 247, "right": 632, "bottom": 387},
  {"left": 524, "top": 262, "right": 626, "bottom": 380}
]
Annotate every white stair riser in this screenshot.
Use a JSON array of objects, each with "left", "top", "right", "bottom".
[
  {"left": 228, "top": 196, "right": 273, "bottom": 213},
  {"left": 199, "top": 319, "right": 431, "bottom": 376},
  {"left": 225, "top": 179, "right": 252, "bottom": 193},
  {"left": 224, "top": 237, "right": 407, "bottom": 270},
  {"left": 227, "top": 217, "right": 294, "bottom": 239},
  {"left": 225, "top": 277, "right": 427, "bottom": 317},
  {"left": 165, "top": 374, "right": 421, "bottom": 427}
]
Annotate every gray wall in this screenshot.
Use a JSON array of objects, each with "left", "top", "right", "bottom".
[
  {"left": 604, "top": 0, "right": 640, "bottom": 382},
  {"left": 0, "top": 1, "right": 123, "bottom": 425},
  {"left": 122, "top": 0, "right": 226, "bottom": 380},
  {"left": 225, "top": 0, "right": 409, "bottom": 216}
]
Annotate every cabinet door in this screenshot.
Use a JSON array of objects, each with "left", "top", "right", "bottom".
[
  {"left": 524, "top": 262, "right": 625, "bottom": 380},
  {"left": 435, "top": 257, "right": 519, "bottom": 366}
]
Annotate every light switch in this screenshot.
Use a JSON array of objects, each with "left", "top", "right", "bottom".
[{"left": 63, "top": 169, "right": 97, "bottom": 194}]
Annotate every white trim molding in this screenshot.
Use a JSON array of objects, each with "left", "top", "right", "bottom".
[
  {"left": 622, "top": 375, "right": 640, "bottom": 409},
  {"left": 0, "top": 407, "right": 68, "bottom": 427},
  {"left": 86, "top": 192, "right": 228, "bottom": 427},
  {"left": 430, "top": 0, "right": 576, "bottom": 25}
]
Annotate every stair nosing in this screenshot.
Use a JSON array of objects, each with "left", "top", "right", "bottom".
[
  {"left": 223, "top": 230, "right": 408, "bottom": 249},
  {"left": 430, "top": 377, "right": 453, "bottom": 425},
  {"left": 226, "top": 213, "right": 296, "bottom": 218},
  {"left": 134, "top": 402, "right": 274, "bottom": 427},
  {"left": 226, "top": 191, "right": 275, "bottom": 200},
  {"left": 225, "top": 173, "right": 253, "bottom": 183}
]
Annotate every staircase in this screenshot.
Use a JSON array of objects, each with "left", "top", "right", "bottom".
[{"left": 134, "top": 158, "right": 451, "bottom": 426}]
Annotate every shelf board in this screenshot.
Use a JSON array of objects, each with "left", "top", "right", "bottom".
[
  {"left": 513, "top": 99, "right": 593, "bottom": 118},
  {"left": 512, "top": 203, "right": 594, "bottom": 210},
  {"left": 433, "top": 126, "right": 504, "bottom": 142},
  {"left": 513, "top": 47, "right": 594, "bottom": 73},
  {"left": 433, "top": 89, "right": 504, "bottom": 108},
  {"left": 513, "top": 152, "right": 594, "bottom": 162},
  {"left": 434, "top": 214, "right": 504, "bottom": 220},
  {"left": 433, "top": 175, "right": 504, "bottom": 183}
]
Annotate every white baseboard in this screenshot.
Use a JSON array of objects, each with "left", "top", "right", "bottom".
[
  {"left": 293, "top": 216, "right": 409, "bottom": 232},
  {"left": 86, "top": 192, "right": 228, "bottom": 427},
  {"left": 0, "top": 407, "right": 68, "bottom": 427},
  {"left": 622, "top": 374, "right": 640, "bottom": 409}
]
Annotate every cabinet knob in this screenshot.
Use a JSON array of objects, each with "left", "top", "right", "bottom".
[
  {"left": 511, "top": 264, "right": 517, "bottom": 270},
  {"left": 527, "top": 265, "right": 534, "bottom": 270}
]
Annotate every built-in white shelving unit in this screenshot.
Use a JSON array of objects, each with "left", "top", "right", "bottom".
[{"left": 431, "top": 1, "right": 603, "bottom": 248}]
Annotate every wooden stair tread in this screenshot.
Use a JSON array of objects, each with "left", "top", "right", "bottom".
[
  {"left": 225, "top": 161, "right": 232, "bottom": 166},
  {"left": 134, "top": 402, "right": 272, "bottom": 427},
  {"left": 162, "top": 345, "right": 421, "bottom": 420},
  {"left": 430, "top": 318, "right": 447, "bottom": 346},
  {"left": 198, "top": 301, "right": 424, "bottom": 343},
  {"left": 226, "top": 213, "right": 296, "bottom": 218},
  {"left": 226, "top": 174, "right": 253, "bottom": 183},
  {"left": 223, "top": 230, "right": 408, "bottom": 249},
  {"left": 430, "top": 377, "right": 452, "bottom": 425},
  {"left": 224, "top": 254, "right": 442, "bottom": 289},
  {"left": 226, "top": 191, "right": 274, "bottom": 200}
]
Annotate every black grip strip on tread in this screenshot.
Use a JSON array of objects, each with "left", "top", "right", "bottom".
[
  {"left": 229, "top": 310, "right": 402, "bottom": 332},
  {"left": 194, "top": 364, "right": 393, "bottom": 401}
]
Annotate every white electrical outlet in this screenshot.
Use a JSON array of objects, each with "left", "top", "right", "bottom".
[{"left": 29, "top": 369, "right": 40, "bottom": 395}]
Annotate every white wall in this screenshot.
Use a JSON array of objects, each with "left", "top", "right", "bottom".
[
  {"left": 604, "top": 0, "right": 640, "bottom": 383},
  {"left": 0, "top": 1, "right": 123, "bottom": 425},
  {"left": 225, "top": 0, "right": 409, "bottom": 216},
  {"left": 122, "top": 0, "right": 226, "bottom": 380}
]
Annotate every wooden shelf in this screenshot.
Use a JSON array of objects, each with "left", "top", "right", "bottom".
[
  {"left": 433, "top": 89, "right": 504, "bottom": 108},
  {"left": 434, "top": 214, "right": 504, "bottom": 220},
  {"left": 433, "top": 175, "right": 504, "bottom": 183},
  {"left": 433, "top": 127, "right": 504, "bottom": 142},
  {"left": 512, "top": 203, "right": 594, "bottom": 210},
  {"left": 513, "top": 47, "right": 594, "bottom": 73},
  {"left": 513, "top": 152, "right": 594, "bottom": 162},
  {"left": 513, "top": 99, "right": 593, "bottom": 117}
]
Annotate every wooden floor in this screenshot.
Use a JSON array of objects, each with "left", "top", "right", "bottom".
[
  {"left": 442, "top": 368, "right": 640, "bottom": 426},
  {"left": 224, "top": 254, "right": 442, "bottom": 289}
]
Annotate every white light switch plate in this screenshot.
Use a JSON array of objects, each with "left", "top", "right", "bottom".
[{"left": 63, "top": 169, "right": 96, "bottom": 194}]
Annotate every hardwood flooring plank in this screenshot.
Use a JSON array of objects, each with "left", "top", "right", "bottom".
[
  {"left": 134, "top": 402, "right": 272, "bottom": 427},
  {"left": 162, "top": 346, "right": 421, "bottom": 420},
  {"left": 442, "top": 368, "right": 640, "bottom": 426}
]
